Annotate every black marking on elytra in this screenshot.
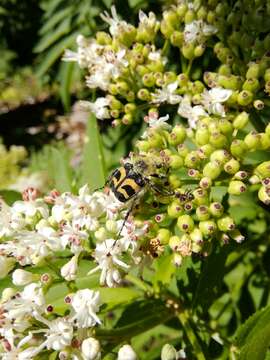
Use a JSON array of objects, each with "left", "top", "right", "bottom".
[{"left": 121, "top": 184, "right": 136, "bottom": 197}]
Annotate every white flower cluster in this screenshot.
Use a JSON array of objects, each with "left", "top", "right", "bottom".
[
  {"left": 0, "top": 185, "right": 148, "bottom": 288},
  {"left": 0, "top": 284, "right": 102, "bottom": 359}
]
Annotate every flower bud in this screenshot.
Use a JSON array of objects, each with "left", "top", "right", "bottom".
[
  {"left": 199, "top": 177, "right": 212, "bottom": 189},
  {"left": 169, "top": 174, "right": 181, "bottom": 189},
  {"left": 173, "top": 253, "right": 183, "bottom": 266},
  {"left": 246, "top": 63, "right": 260, "bottom": 79},
  {"left": 137, "top": 88, "right": 151, "bottom": 101},
  {"left": 194, "top": 44, "right": 206, "bottom": 57},
  {"left": 196, "top": 205, "right": 210, "bottom": 221},
  {"left": 209, "top": 132, "right": 227, "bottom": 148},
  {"left": 190, "top": 228, "right": 204, "bottom": 244},
  {"left": 203, "top": 161, "right": 222, "bottom": 179},
  {"left": 169, "top": 235, "right": 181, "bottom": 251},
  {"left": 61, "top": 255, "right": 79, "bottom": 281},
  {"left": 184, "top": 9, "right": 196, "bottom": 23},
  {"left": 195, "top": 127, "right": 210, "bottom": 145},
  {"left": 106, "top": 220, "right": 118, "bottom": 234},
  {"left": 230, "top": 229, "right": 245, "bottom": 243},
  {"left": 237, "top": 90, "right": 253, "bottom": 106},
  {"left": 161, "top": 344, "right": 177, "bottom": 360},
  {"left": 142, "top": 73, "right": 156, "bottom": 87},
  {"left": 181, "top": 43, "right": 195, "bottom": 60},
  {"left": 96, "top": 31, "right": 111, "bottom": 45},
  {"left": 177, "top": 215, "right": 194, "bottom": 232},
  {"left": 224, "top": 158, "right": 240, "bottom": 174},
  {"left": 177, "top": 144, "right": 189, "bottom": 157},
  {"left": 169, "top": 155, "right": 184, "bottom": 169},
  {"left": 259, "top": 133, "right": 270, "bottom": 150},
  {"left": 199, "top": 220, "right": 217, "bottom": 236},
  {"left": 168, "top": 125, "right": 186, "bottom": 145},
  {"left": 117, "top": 345, "right": 137, "bottom": 360},
  {"left": 157, "top": 229, "right": 171, "bottom": 244},
  {"left": 244, "top": 131, "right": 260, "bottom": 150},
  {"left": 218, "top": 118, "right": 233, "bottom": 134},
  {"left": 167, "top": 201, "right": 183, "bottom": 218},
  {"left": 81, "top": 337, "right": 101, "bottom": 360},
  {"left": 258, "top": 185, "right": 270, "bottom": 205},
  {"left": 242, "top": 78, "right": 260, "bottom": 93},
  {"left": 230, "top": 139, "right": 248, "bottom": 158},
  {"left": 233, "top": 112, "right": 249, "bottom": 130},
  {"left": 209, "top": 202, "right": 224, "bottom": 217},
  {"left": 178, "top": 73, "right": 189, "bottom": 86},
  {"left": 95, "top": 227, "right": 108, "bottom": 242},
  {"left": 184, "top": 151, "right": 201, "bottom": 168},
  {"left": 136, "top": 140, "right": 150, "bottom": 152},
  {"left": 170, "top": 31, "right": 184, "bottom": 47},
  {"left": 228, "top": 180, "right": 247, "bottom": 195},
  {"left": 217, "top": 216, "right": 235, "bottom": 232},
  {"left": 1, "top": 288, "right": 17, "bottom": 303},
  {"left": 12, "top": 269, "right": 37, "bottom": 286},
  {"left": 255, "top": 161, "right": 270, "bottom": 178},
  {"left": 210, "top": 149, "right": 230, "bottom": 164},
  {"left": 122, "top": 114, "right": 133, "bottom": 125},
  {"left": 0, "top": 256, "right": 15, "bottom": 279}
]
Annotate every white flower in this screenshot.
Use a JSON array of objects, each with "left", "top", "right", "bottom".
[
  {"left": 100, "top": 6, "right": 128, "bottom": 37},
  {"left": 70, "top": 289, "right": 101, "bottom": 328},
  {"left": 61, "top": 255, "right": 79, "bottom": 281},
  {"left": 151, "top": 81, "right": 182, "bottom": 104},
  {"left": 201, "top": 87, "right": 232, "bottom": 116},
  {"left": 79, "top": 97, "right": 110, "bottom": 120},
  {"left": 12, "top": 199, "right": 49, "bottom": 220},
  {"left": 89, "top": 239, "right": 129, "bottom": 287},
  {"left": 138, "top": 10, "right": 157, "bottom": 28},
  {"left": 12, "top": 269, "right": 36, "bottom": 286},
  {"left": 178, "top": 95, "right": 208, "bottom": 128},
  {"left": 117, "top": 345, "right": 137, "bottom": 360},
  {"left": 0, "top": 256, "right": 15, "bottom": 279},
  {"left": 0, "top": 200, "right": 13, "bottom": 237},
  {"left": 44, "top": 318, "right": 73, "bottom": 351},
  {"left": 184, "top": 20, "right": 217, "bottom": 43},
  {"left": 81, "top": 337, "right": 101, "bottom": 360},
  {"left": 2, "top": 283, "right": 45, "bottom": 322}
]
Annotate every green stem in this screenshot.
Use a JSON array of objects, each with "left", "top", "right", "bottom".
[
  {"left": 185, "top": 59, "right": 193, "bottom": 76},
  {"left": 162, "top": 39, "right": 170, "bottom": 55},
  {"left": 125, "top": 274, "right": 153, "bottom": 294},
  {"left": 178, "top": 311, "right": 206, "bottom": 360}
]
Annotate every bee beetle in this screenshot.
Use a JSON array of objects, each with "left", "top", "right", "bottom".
[
  {"left": 107, "top": 153, "right": 174, "bottom": 235},
  {"left": 108, "top": 153, "right": 174, "bottom": 204}
]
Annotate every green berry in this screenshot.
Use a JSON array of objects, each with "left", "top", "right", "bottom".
[
  {"left": 167, "top": 201, "right": 183, "bottom": 218},
  {"left": 237, "top": 90, "right": 253, "bottom": 106}
]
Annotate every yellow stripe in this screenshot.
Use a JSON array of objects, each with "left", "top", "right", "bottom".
[
  {"left": 113, "top": 167, "right": 126, "bottom": 188},
  {"left": 117, "top": 178, "right": 141, "bottom": 200}
]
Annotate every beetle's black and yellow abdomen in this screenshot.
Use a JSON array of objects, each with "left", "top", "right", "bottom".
[{"left": 109, "top": 163, "right": 146, "bottom": 203}]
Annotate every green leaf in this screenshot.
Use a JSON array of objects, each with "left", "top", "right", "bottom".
[
  {"left": 153, "top": 254, "right": 175, "bottom": 289},
  {"left": 210, "top": 186, "right": 228, "bottom": 202},
  {"left": 98, "top": 287, "right": 142, "bottom": 309},
  {"left": 49, "top": 147, "right": 73, "bottom": 192},
  {"left": 234, "top": 306, "right": 270, "bottom": 360},
  {"left": 34, "top": 18, "right": 71, "bottom": 53},
  {"left": 0, "top": 190, "right": 21, "bottom": 205},
  {"left": 59, "top": 61, "right": 75, "bottom": 111},
  {"left": 39, "top": 7, "right": 73, "bottom": 35},
  {"left": 193, "top": 243, "right": 235, "bottom": 311},
  {"left": 80, "top": 114, "right": 106, "bottom": 191},
  {"left": 35, "top": 32, "right": 79, "bottom": 78}
]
